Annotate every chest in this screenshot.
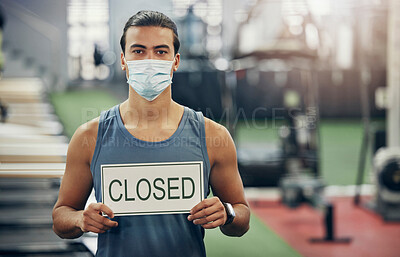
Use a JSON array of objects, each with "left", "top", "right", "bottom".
[{"left": 126, "top": 127, "right": 177, "bottom": 142}]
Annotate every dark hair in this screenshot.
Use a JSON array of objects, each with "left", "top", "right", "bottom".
[{"left": 120, "top": 10, "right": 180, "bottom": 55}]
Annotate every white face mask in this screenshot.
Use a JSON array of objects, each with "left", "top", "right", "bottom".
[{"left": 125, "top": 59, "right": 174, "bottom": 101}]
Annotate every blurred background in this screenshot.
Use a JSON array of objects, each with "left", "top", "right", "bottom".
[{"left": 0, "top": 0, "right": 399, "bottom": 256}]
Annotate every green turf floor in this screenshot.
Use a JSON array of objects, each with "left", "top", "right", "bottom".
[
  {"left": 50, "top": 88, "right": 377, "bottom": 257},
  {"left": 51, "top": 89, "right": 120, "bottom": 137},
  {"left": 319, "top": 120, "right": 374, "bottom": 185},
  {"left": 205, "top": 213, "right": 301, "bottom": 257}
]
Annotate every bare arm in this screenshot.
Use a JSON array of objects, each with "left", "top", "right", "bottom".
[
  {"left": 52, "top": 119, "right": 118, "bottom": 239},
  {"left": 188, "top": 119, "right": 250, "bottom": 237}
]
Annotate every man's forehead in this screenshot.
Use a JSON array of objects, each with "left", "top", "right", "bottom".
[{"left": 125, "top": 26, "right": 174, "bottom": 47}]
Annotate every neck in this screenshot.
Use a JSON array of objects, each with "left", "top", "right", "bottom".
[{"left": 120, "top": 86, "right": 182, "bottom": 129}]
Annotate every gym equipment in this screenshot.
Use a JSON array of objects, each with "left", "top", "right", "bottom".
[
  {"left": 0, "top": 177, "right": 60, "bottom": 190},
  {"left": 0, "top": 100, "right": 7, "bottom": 122},
  {"left": 171, "top": 1, "right": 322, "bottom": 187},
  {"left": 280, "top": 174, "right": 324, "bottom": 209},
  {"left": 366, "top": 148, "right": 400, "bottom": 221},
  {"left": 0, "top": 176, "right": 95, "bottom": 256},
  {"left": 227, "top": 0, "right": 320, "bottom": 186},
  {"left": 0, "top": 229, "right": 94, "bottom": 257},
  {"left": 309, "top": 203, "right": 352, "bottom": 243},
  {"left": 0, "top": 77, "right": 94, "bottom": 256},
  {"left": 0, "top": 78, "right": 45, "bottom": 104},
  {"left": 230, "top": 0, "right": 352, "bottom": 243},
  {"left": 280, "top": 174, "right": 352, "bottom": 243},
  {"left": 0, "top": 163, "right": 66, "bottom": 178},
  {"left": 0, "top": 177, "right": 57, "bottom": 228},
  {"left": 0, "top": 122, "right": 64, "bottom": 136},
  {"left": 0, "top": 188, "right": 58, "bottom": 207},
  {"left": 354, "top": 0, "right": 400, "bottom": 222},
  {"left": 0, "top": 143, "right": 68, "bottom": 163},
  {"left": 0, "top": 207, "right": 54, "bottom": 228}
]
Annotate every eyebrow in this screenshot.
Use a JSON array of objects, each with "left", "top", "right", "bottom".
[
  {"left": 129, "top": 44, "right": 170, "bottom": 50},
  {"left": 154, "top": 44, "right": 170, "bottom": 50},
  {"left": 129, "top": 44, "right": 146, "bottom": 50}
]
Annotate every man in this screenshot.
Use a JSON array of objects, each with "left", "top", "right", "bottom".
[{"left": 52, "top": 10, "right": 250, "bottom": 257}]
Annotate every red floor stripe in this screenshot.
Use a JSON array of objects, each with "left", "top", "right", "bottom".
[{"left": 250, "top": 197, "right": 400, "bottom": 257}]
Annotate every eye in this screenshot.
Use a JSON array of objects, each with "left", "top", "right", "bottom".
[
  {"left": 133, "top": 50, "right": 143, "bottom": 54},
  {"left": 157, "top": 50, "right": 167, "bottom": 55}
]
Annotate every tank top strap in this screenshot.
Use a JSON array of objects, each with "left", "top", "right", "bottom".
[
  {"left": 90, "top": 105, "right": 117, "bottom": 175},
  {"left": 194, "top": 110, "right": 211, "bottom": 194}
]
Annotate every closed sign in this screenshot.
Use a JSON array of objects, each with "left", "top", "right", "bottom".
[{"left": 101, "top": 161, "right": 204, "bottom": 216}]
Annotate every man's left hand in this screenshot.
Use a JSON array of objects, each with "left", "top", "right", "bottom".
[{"left": 187, "top": 196, "right": 227, "bottom": 229}]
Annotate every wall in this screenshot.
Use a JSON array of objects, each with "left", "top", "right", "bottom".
[{"left": 1, "top": 0, "right": 68, "bottom": 90}]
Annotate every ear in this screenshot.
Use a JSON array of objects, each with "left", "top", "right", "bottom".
[
  {"left": 173, "top": 53, "right": 180, "bottom": 71},
  {"left": 121, "top": 52, "right": 126, "bottom": 70}
]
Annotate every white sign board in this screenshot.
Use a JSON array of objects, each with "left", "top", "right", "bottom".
[{"left": 101, "top": 161, "right": 204, "bottom": 216}]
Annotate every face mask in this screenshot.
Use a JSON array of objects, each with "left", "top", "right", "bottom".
[{"left": 125, "top": 59, "right": 174, "bottom": 101}]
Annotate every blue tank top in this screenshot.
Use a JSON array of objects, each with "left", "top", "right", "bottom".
[{"left": 90, "top": 105, "right": 211, "bottom": 257}]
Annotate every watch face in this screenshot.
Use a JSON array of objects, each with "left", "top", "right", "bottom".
[
  {"left": 224, "top": 202, "right": 235, "bottom": 225},
  {"left": 226, "top": 203, "right": 234, "bottom": 215}
]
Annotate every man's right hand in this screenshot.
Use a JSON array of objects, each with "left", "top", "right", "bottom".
[{"left": 79, "top": 203, "right": 118, "bottom": 234}]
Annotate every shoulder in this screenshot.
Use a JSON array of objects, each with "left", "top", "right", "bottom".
[
  {"left": 72, "top": 117, "right": 100, "bottom": 144},
  {"left": 67, "top": 117, "right": 100, "bottom": 163},
  {"left": 204, "top": 117, "right": 230, "bottom": 141},
  {"left": 203, "top": 117, "right": 236, "bottom": 167}
]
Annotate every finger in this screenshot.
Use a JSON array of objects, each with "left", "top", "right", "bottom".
[
  {"left": 202, "top": 218, "right": 225, "bottom": 229},
  {"left": 192, "top": 211, "right": 224, "bottom": 226},
  {"left": 88, "top": 202, "right": 103, "bottom": 211},
  {"left": 82, "top": 224, "right": 107, "bottom": 234},
  {"left": 87, "top": 213, "right": 118, "bottom": 229},
  {"left": 81, "top": 214, "right": 108, "bottom": 233},
  {"left": 188, "top": 206, "right": 217, "bottom": 221},
  {"left": 85, "top": 217, "right": 117, "bottom": 232},
  {"left": 90, "top": 203, "right": 115, "bottom": 218},
  {"left": 190, "top": 197, "right": 218, "bottom": 215},
  {"left": 188, "top": 201, "right": 223, "bottom": 221},
  {"left": 83, "top": 209, "right": 118, "bottom": 229}
]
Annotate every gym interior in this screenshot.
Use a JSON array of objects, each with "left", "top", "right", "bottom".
[{"left": 0, "top": 0, "right": 399, "bottom": 256}]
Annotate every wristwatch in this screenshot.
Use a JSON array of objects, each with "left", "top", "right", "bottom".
[{"left": 222, "top": 202, "right": 236, "bottom": 225}]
